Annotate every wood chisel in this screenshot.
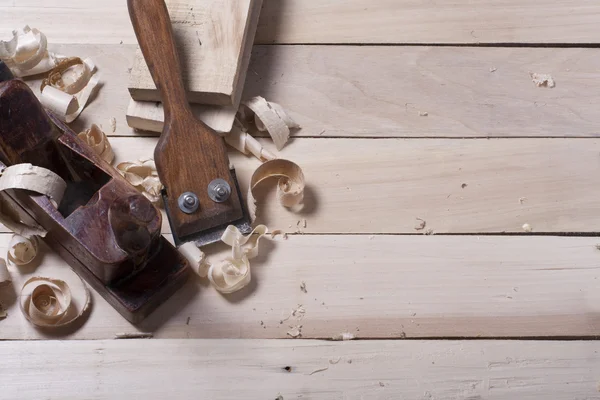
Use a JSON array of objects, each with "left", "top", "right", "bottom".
[{"left": 128, "top": 0, "right": 252, "bottom": 247}]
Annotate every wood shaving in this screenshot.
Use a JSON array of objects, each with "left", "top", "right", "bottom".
[
  {"left": 418, "top": 111, "right": 428, "bottom": 117},
  {"left": 424, "top": 228, "right": 434, "bottom": 235},
  {"left": 242, "top": 96, "right": 300, "bottom": 150},
  {"left": 116, "top": 159, "right": 163, "bottom": 204},
  {"left": 282, "top": 232, "right": 288, "bottom": 240},
  {"left": 77, "top": 124, "right": 114, "bottom": 164},
  {"left": 114, "top": 332, "right": 153, "bottom": 339},
  {"left": 248, "top": 159, "right": 305, "bottom": 222},
  {"left": 309, "top": 367, "right": 329, "bottom": 375},
  {"left": 109, "top": 117, "right": 117, "bottom": 133},
  {"left": 522, "top": 223, "right": 533, "bottom": 232},
  {"left": 329, "top": 357, "right": 341, "bottom": 364},
  {"left": 489, "top": 67, "right": 497, "bottom": 72},
  {"left": 530, "top": 73, "right": 555, "bottom": 88},
  {"left": 8, "top": 234, "right": 38, "bottom": 266},
  {"left": 178, "top": 242, "right": 210, "bottom": 278},
  {"left": 414, "top": 218, "right": 426, "bottom": 231},
  {"left": 275, "top": 395, "right": 284, "bottom": 400},
  {"left": 0, "top": 163, "right": 66, "bottom": 238},
  {"left": 19, "top": 275, "right": 90, "bottom": 328},
  {"left": 300, "top": 281, "right": 307, "bottom": 293},
  {"left": 207, "top": 224, "right": 268, "bottom": 293},
  {"left": 519, "top": 197, "right": 527, "bottom": 204},
  {"left": 595, "top": 244, "right": 600, "bottom": 251},
  {"left": 0, "top": 258, "right": 11, "bottom": 286},
  {"left": 287, "top": 325, "right": 302, "bottom": 338},
  {"left": 40, "top": 57, "right": 99, "bottom": 123},
  {"left": 0, "top": 304, "right": 6, "bottom": 319},
  {"left": 0, "top": 25, "right": 65, "bottom": 77},
  {"left": 331, "top": 332, "right": 356, "bottom": 341},
  {"left": 270, "top": 229, "right": 282, "bottom": 238},
  {"left": 224, "top": 120, "right": 277, "bottom": 162}
]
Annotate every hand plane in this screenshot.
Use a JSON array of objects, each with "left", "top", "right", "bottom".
[
  {"left": 128, "top": 0, "right": 252, "bottom": 247},
  {"left": 0, "top": 61, "right": 189, "bottom": 323}
]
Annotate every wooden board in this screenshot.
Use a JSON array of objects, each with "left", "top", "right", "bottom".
[
  {"left": 106, "top": 137, "right": 600, "bottom": 235},
  {"left": 128, "top": 0, "right": 261, "bottom": 106},
  {"left": 2, "top": 0, "right": 600, "bottom": 44},
  {"left": 126, "top": 99, "right": 235, "bottom": 134},
  {"left": 2, "top": 234, "right": 599, "bottom": 340},
  {"left": 24, "top": 45, "right": 600, "bottom": 138},
  {"left": 2, "top": 339, "right": 599, "bottom": 399}
]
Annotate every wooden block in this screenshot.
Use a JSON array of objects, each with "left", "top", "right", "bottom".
[
  {"left": 126, "top": 99, "right": 236, "bottom": 134},
  {"left": 127, "top": 0, "right": 262, "bottom": 106},
  {"left": 2, "top": 340, "right": 599, "bottom": 399}
]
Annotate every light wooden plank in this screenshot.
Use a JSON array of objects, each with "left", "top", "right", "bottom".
[
  {"left": 128, "top": 0, "right": 261, "bottom": 106},
  {"left": 1, "top": 339, "right": 599, "bottom": 399},
  {"left": 242, "top": 46, "right": 600, "bottom": 138},
  {"left": 2, "top": 0, "right": 600, "bottom": 44},
  {"left": 24, "top": 45, "right": 600, "bottom": 138},
  {"left": 1, "top": 235, "right": 599, "bottom": 339},
  {"left": 109, "top": 137, "right": 600, "bottom": 234}
]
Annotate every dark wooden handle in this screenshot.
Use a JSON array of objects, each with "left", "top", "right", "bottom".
[{"left": 127, "top": 0, "right": 190, "bottom": 121}]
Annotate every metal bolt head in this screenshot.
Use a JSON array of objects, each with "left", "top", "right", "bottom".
[
  {"left": 208, "top": 179, "right": 231, "bottom": 203},
  {"left": 178, "top": 192, "right": 199, "bottom": 214}
]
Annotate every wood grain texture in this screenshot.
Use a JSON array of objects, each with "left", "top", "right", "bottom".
[
  {"left": 2, "top": 0, "right": 600, "bottom": 44},
  {"left": 1, "top": 339, "right": 600, "bottom": 399},
  {"left": 128, "top": 0, "right": 260, "bottom": 106},
  {"left": 2, "top": 235, "right": 599, "bottom": 339},
  {"left": 107, "top": 137, "right": 600, "bottom": 235},
  {"left": 26, "top": 45, "right": 600, "bottom": 138},
  {"left": 243, "top": 46, "right": 600, "bottom": 138}
]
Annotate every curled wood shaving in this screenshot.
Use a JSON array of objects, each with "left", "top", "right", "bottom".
[
  {"left": 522, "top": 223, "right": 533, "bottom": 232},
  {"left": 207, "top": 225, "right": 268, "bottom": 293},
  {"left": 19, "top": 275, "right": 90, "bottom": 328},
  {"left": 40, "top": 57, "right": 99, "bottom": 123},
  {"left": 224, "top": 121, "right": 277, "bottom": 162},
  {"left": 77, "top": 124, "right": 114, "bottom": 164},
  {"left": 309, "top": 367, "right": 329, "bottom": 375},
  {"left": 178, "top": 242, "right": 210, "bottom": 278},
  {"left": 242, "top": 96, "right": 300, "bottom": 150},
  {"left": 116, "top": 159, "right": 163, "bottom": 204},
  {"left": 287, "top": 324, "right": 302, "bottom": 338},
  {"left": 0, "top": 258, "right": 11, "bottom": 286},
  {"left": 530, "top": 73, "right": 555, "bottom": 88},
  {"left": 0, "top": 26, "right": 65, "bottom": 77},
  {"left": 7, "top": 235, "right": 38, "bottom": 266},
  {"left": 0, "top": 163, "right": 67, "bottom": 238},
  {"left": 248, "top": 159, "right": 305, "bottom": 221}
]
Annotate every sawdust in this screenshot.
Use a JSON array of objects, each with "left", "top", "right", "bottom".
[
  {"left": 287, "top": 325, "right": 302, "bottom": 338},
  {"left": 300, "top": 281, "right": 307, "bottom": 293},
  {"left": 595, "top": 244, "right": 600, "bottom": 251},
  {"left": 424, "top": 229, "right": 434, "bottom": 235},
  {"left": 414, "top": 218, "right": 426, "bottom": 231},
  {"left": 331, "top": 332, "right": 356, "bottom": 341},
  {"left": 530, "top": 73, "right": 555, "bottom": 88},
  {"left": 522, "top": 223, "right": 532, "bottom": 233},
  {"left": 114, "top": 332, "right": 153, "bottom": 339},
  {"left": 275, "top": 395, "right": 284, "bottom": 400}
]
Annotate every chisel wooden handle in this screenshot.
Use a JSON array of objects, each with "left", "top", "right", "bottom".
[{"left": 127, "top": 0, "right": 191, "bottom": 122}]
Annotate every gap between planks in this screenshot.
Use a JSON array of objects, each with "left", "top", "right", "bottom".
[{"left": 1, "top": 339, "right": 599, "bottom": 400}]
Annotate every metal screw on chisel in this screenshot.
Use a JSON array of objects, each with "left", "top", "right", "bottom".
[
  {"left": 208, "top": 179, "right": 231, "bottom": 203},
  {"left": 178, "top": 192, "right": 199, "bottom": 214}
]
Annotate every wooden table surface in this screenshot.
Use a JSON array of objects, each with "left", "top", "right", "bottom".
[{"left": 2, "top": 1, "right": 600, "bottom": 399}]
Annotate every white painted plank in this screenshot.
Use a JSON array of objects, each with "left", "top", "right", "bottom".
[
  {"left": 1, "top": 339, "right": 599, "bottom": 400},
  {"left": 110, "top": 137, "right": 600, "bottom": 234},
  {"left": 1, "top": 235, "right": 599, "bottom": 339},
  {"left": 2, "top": 0, "right": 600, "bottom": 44}
]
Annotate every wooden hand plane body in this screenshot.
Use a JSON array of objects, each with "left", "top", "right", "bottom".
[{"left": 0, "top": 64, "right": 189, "bottom": 323}]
